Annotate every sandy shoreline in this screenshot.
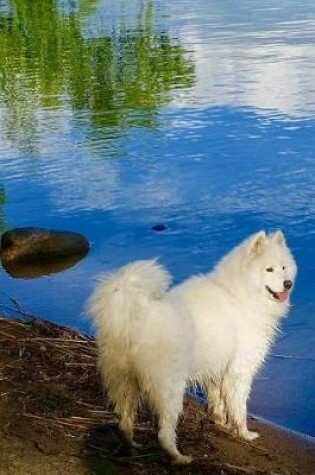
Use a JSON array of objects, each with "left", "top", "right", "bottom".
[{"left": 0, "top": 314, "right": 314, "bottom": 474}]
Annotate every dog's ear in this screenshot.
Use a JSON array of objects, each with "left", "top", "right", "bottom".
[
  {"left": 270, "top": 230, "right": 286, "bottom": 246},
  {"left": 247, "top": 231, "right": 267, "bottom": 257}
]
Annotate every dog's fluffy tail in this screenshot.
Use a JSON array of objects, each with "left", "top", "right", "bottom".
[{"left": 87, "top": 259, "right": 172, "bottom": 342}]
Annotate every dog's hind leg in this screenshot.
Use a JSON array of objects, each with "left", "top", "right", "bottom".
[
  {"left": 149, "top": 382, "right": 192, "bottom": 465},
  {"left": 119, "top": 385, "right": 140, "bottom": 447},
  {"left": 107, "top": 372, "right": 140, "bottom": 447}
]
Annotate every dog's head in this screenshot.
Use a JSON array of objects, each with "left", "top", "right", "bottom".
[{"left": 245, "top": 230, "right": 297, "bottom": 305}]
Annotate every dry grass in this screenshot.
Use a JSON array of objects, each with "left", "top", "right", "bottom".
[{"left": 0, "top": 303, "right": 314, "bottom": 475}]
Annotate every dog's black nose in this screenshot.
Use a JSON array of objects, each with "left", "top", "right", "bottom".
[{"left": 284, "top": 280, "right": 292, "bottom": 290}]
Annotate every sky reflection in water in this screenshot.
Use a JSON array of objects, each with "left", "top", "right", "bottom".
[{"left": 0, "top": 0, "right": 315, "bottom": 436}]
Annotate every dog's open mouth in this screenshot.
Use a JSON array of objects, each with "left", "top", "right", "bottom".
[{"left": 266, "top": 286, "right": 289, "bottom": 303}]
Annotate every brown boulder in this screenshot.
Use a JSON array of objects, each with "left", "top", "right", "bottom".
[{"left": 0, "top": 227, "right": 90, "bottom": 263}]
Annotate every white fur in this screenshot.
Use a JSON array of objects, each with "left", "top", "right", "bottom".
[{"left": 87, "top": 230, "right": 297, "bottom": 464}]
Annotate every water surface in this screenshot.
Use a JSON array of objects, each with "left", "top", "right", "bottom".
[{"left": 0, "top": 0, "right": 315, "bottom": 436}]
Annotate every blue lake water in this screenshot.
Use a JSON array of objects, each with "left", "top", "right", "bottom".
[{"left": 0, "top": 0, "right": 315, "bottom": 437}]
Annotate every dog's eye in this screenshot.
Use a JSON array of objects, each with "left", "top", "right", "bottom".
[
  {"left": 266, "top": 267, "right": 274, "bottom": 272},
  {"left": 282, "top": 266, "right": 286, "bottom": 270}
]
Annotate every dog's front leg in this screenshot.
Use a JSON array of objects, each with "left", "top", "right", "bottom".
[{"left": 221, "top": 370, "right": 259, "bottom": 441}]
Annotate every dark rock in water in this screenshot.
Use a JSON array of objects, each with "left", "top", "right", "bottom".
[
  {"left": 0, "top": 227, "right": 90, "bottom": 263},
  {"left": 152, "top": 223, "right": 167, "bottom": 232}
]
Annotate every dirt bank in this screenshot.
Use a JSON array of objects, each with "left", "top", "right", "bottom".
[{"left": 0, "top": 314, "right": 314, "bottom": 474}]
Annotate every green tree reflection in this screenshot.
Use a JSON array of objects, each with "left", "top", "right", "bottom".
[{"left": 0, "top": 0, "right": 195, "bottom": 144}]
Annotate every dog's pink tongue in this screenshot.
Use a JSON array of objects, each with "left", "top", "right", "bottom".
[{"left": 276, "top": 291, "right": 288, "bottom": 302}]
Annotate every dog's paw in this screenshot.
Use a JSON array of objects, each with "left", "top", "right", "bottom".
[
  {"left": 242, "top": 430, "right": 260, "bottom": 441},
  {"left": 172, "top": 454, "right": 193, "bottom": 465},
  {"left": 212, "top": 412, "right": 228, "bottom": 427},
  {"left": 231, "top": 426, "right": 260, "bottom": 441}
]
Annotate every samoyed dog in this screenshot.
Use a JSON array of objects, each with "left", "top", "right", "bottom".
[{"left": 88, "top": 230, "right": 297, "bottom": 464}]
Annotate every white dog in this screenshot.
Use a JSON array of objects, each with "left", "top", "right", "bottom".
[{"left": 88, "top": 230, "right": 297, "bottom": 464}]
